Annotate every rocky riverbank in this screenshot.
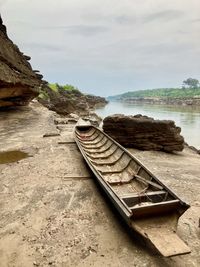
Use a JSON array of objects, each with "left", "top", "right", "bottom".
[
  {"left": 0, "top": 101, "right": 200, "bottom": 266},
  {"left": 119, "top": 97, "right": 200, "bottom": 106},
  {"left": 38, "top": 84, "right": 108, "bottom": 116}
]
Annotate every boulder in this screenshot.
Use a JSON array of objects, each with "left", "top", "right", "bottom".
[
  {"left": 103, "top": 114, "right": 184, "bottom": 152},
  {"left": 0, "top": 15, "right": 44, "bottom": 108}
]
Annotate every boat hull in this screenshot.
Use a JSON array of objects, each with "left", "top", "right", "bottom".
[{"left": 74, "top": 125, "right": 191, "bottom": 257}]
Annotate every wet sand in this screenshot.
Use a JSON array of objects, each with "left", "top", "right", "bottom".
[{"left": 0, "top": 102, "right": 199, "bottom": 266}]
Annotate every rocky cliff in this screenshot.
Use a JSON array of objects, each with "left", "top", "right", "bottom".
[
  {"left": 103, "top": 114, "right": 184, "bottom": 152},
  {"left": 0, "top": 15, "right": 44, "bottom": 108}
]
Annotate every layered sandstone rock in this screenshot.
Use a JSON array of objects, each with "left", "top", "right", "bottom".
[
  {"left": 85, "top": 94, "right": 108, "bottom": 109},
  {"left": 0, "top": 15, "right": 44, "bottom": 108},
  {"left": 103, "top": 114, "right": 184, "bottom": 152},
  {"left": 38, "top": 85, "right": 108, "bottom": 115},
  {"left": 38, "top": 86, "right": 89, "bottom": 115}
]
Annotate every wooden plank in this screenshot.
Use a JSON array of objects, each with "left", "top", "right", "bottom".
[
  {"left": 98, "top": 158, "right": 132, "bottom": 174},
  {"left": 63, "top": 176, "right": 91, "bottom": 180},
  {"left": 81, "top": 135, "right": 104, "bottom": 145},
  {"left": 76, "top": 129, "right": 96, "bottom": 138},
  {"left": 122, "top": 190, "right": 167, "bottom": 204},
  {"left": 146, "top": 229, "right": 191, "bottom": 257},
  {"left": 130, "top": 200, "right": 180, "bottom": 218},
  {"left": 58, "top": 141, "right": 76, "bottom": 144},
  {"left": 77, "top": 134, "right": 98, "bottom": 142},
  {"left": 91, "top": 151, "right": 124, "bottom": 166},
  {"left": 107, "top": 176, "right": 132, "bottom": 185},
  {"left": 86, "top": 147, "right": 118, "bottom": 159},
  {"left": 84, "top": 142, "right": 114, "bottom": 154},
  {"left": 135, "top": 175, "right": 163, "bottom": 190},
  {"left": 81, "top": 138, "right": 109, "bottom": 149},
  {"left": 120, "top": 190, "right": 166, "bottom": 199}
]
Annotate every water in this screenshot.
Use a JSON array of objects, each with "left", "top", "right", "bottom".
[
  {"left": 0, "top": 150, "right": 29, "bottom": 164},
  {"left": 95, "top": 101, "right": 200, "bottom": 149}
]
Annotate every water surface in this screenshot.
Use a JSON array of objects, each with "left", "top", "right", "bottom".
[
  {"left": 0, "top": 150, "right": 29, "bottom": 164},
  {"left": 95, "top": 101, "right": 200, "bottom": 149}
]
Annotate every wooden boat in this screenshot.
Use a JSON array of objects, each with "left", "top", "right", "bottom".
[{"left": 74, "top": 124, "right": 191, "bottom": 257}]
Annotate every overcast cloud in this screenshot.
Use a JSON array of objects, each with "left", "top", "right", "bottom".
[{"left": 1, "top": 0, "right": 200, "bottom": 96}]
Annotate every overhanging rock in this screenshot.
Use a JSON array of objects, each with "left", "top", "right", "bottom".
[{"left": 0, "top": 15, "right": 44, "bottom": 108}]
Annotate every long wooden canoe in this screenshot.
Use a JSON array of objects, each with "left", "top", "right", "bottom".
[{"left": 74, "top": 125, "right": 191, "bottom": 257}]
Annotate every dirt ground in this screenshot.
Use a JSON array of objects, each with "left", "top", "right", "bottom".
[{"left": 0, "top": 102, "right": 199, "bottom": 267}]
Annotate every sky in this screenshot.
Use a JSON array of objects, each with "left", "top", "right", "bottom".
[{"left": 1, "top": 0, "right": 200, "bottom": 96}]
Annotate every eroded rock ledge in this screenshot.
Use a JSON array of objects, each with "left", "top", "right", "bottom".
[
  {"left": 38, "top": 85, "right": 108, "bottom": 115},
  {"left": 0, "top": 15, "right": 44, "bottom": 108},
  {"left": 103, "top": 114, "right": 184, "bottom": 152}
]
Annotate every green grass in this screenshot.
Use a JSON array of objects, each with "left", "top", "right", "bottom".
[
  {"left": 48, "top": 83, "right": 58, "bottom": 92},
  {"left": 48, "top": 83, "right": 80, "bottom": 92},
  {"left": 38, "top": 83, "right": 82, "bottom": 101}
]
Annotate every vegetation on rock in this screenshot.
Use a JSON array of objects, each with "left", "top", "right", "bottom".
[{"left": 38, "top": 83, "right": 108, "bottom": 115}]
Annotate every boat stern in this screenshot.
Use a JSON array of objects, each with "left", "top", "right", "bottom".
[{"left": 131, "top": 213, "right": 191, "bottom": 257}]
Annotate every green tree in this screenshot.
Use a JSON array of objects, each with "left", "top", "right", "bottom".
[{"left": 182, "top": 78, "right": 200, "bottom": 89}]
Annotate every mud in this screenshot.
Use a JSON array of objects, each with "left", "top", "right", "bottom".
[{"left": 0, "top": 101, "right": 199, "bottom": 266}]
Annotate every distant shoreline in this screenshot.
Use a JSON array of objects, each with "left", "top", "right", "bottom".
[{"left": 110, "top": 97, "right": 200, "bottom": 106}]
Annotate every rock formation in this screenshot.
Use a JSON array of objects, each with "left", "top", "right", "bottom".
[
  {"left": 0, "top": 15, "right": 44, "bottom": 108},
  {"left": 38, "top": 85, "right": 108, "bottom": 115},
  {"left": 38, "top": 86, "right": 86, "bottom": 115},
  {"left": 85, "top": 94, "right": 108, "bottom": 109},
  {"left": 103, "top": 114, "right": 184, "bottom": 152}
]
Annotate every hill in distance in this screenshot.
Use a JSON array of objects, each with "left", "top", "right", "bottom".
[{"left": 108, "top": 87, "right": 200, "bottom": 101}]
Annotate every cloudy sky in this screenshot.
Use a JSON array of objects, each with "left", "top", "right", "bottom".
[{"left": 1, "top": 0, "right": 200, "bottom": 96}]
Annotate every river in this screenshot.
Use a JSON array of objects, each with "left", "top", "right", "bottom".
[{"left": 95, "top": 101, "right": 200, "bottom": 149}]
